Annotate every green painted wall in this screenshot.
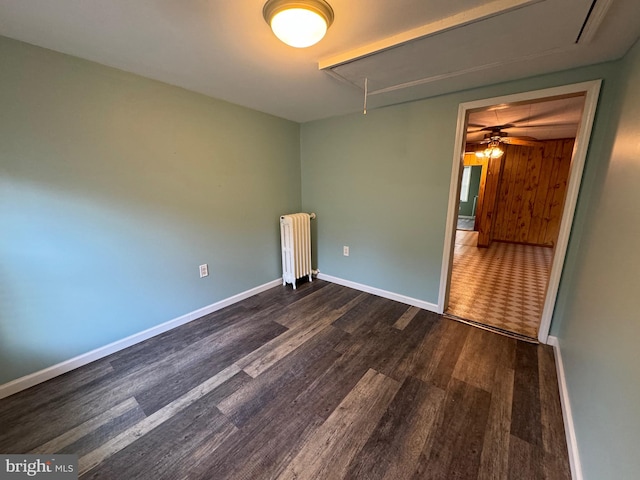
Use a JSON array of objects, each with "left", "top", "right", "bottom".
[
  {"left": 0, "top": 36, "right": 301, "bottom": 384},
  {"left": 301, "top": 61, "right": 620, "bottom": 304},
  {"left": 458, "top": 165, "right": 482, "bottom": 217},
  {"left": 552, "top": 38, "right": 640, "bottom": 480},
  {"left": 301, "top": 101, "right": 454, "bottom": 301}
]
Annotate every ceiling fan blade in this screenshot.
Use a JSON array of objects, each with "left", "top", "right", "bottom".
[
  {"left": 502, "top": 137, "right": 541, "bottom": 147},
  {"left": 508, "top": 122, "right": 579, "bottom": 129},
  {"left": 511, "top": 135, "right": 539, "bottom": 141},
  {"left": 480, "top": 123, "right": 515, "bottom": 132}
]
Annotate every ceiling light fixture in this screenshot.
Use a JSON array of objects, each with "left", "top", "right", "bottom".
[
  {"left": 475, "top": 140, "right": 504, "bottom": 159},
  {"left": 263, "top": 0, "right": 334, "bottom": 48}
]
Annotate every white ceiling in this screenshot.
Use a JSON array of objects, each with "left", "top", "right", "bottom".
[
  {"left": 466, "top": 95, "right": 586, "bottom": 142},
  {"left": 0, "top": 0, "right": 638, "bottom": 123}
]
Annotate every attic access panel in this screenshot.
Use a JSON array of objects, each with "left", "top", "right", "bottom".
[{"left": 322, "top": 0, "right": 594, "bottom": 94}]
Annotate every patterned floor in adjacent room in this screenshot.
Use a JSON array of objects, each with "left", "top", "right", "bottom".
[{"left": 446, "top": 231, "right": 553, "bottom": 339}]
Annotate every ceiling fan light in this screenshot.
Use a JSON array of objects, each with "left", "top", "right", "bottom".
[
  {"left": 490, "top": 147, "right": 504, "bottom": 158},
  {"left": 263, "top": 0, "right": 334, "bottom": 48},
  {"left": 476, "top": 145, "right": 504, "bottom": 159}
]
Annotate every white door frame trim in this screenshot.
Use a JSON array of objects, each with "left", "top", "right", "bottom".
[{"left": 437, "top": 80, "right": 602, "bottom": 344}]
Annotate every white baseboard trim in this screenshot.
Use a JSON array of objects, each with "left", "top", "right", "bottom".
[
  {"left": 317, "top": 273, "right": 439, "bottom": 313},
  {"left": 547, "top": 335, "right": 583, "bottom": 480},
  {"left": 0, "top": 279, "right": 282, "bottom": 400}
]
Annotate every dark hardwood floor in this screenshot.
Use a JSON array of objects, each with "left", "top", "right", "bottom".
[{"left": 0, "top": 280, "right": 571, "bottom": 479}]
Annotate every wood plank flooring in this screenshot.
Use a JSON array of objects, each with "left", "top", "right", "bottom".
[{"left": 0, "top": 280, "right": 571, "bottom": 479}]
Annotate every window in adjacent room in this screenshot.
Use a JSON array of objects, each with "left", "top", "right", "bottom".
[{"left": 460, "top": 166, "right": 471, "bottom": 202}]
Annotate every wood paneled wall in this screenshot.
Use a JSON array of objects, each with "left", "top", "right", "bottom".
[
  {"left": 465, "top": 139, "right": 574, "bottom": 248},
  {"left": 493, "top": 139, "right": 574, "bottom": 247}
]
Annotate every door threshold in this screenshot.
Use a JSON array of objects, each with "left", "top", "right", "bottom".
[{"left": 443, "top": 313, "right": 539, "bottom": 344}]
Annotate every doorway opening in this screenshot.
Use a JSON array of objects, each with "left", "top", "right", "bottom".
[{"left": 438, "top": 81, "right": 601, "bottom": 343}]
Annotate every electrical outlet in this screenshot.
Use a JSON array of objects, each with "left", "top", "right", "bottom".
[
  {"left": 343, "top": 246, "right": 349, "bottom": 257},
  {"left": 199, "top": 264, "right": 209, "bottom": 278}
]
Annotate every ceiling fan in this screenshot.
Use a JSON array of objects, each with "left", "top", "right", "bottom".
[
  {"left": 469, "top": 124, "right": 542, "bottom": 147},
  {"left": 465, "top": 124, "right": 542, "bottom": 159}
]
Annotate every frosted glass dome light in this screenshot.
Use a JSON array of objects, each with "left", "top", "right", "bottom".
[{"left": 263, "top": 0, "right": 334, "bottom": 48}]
